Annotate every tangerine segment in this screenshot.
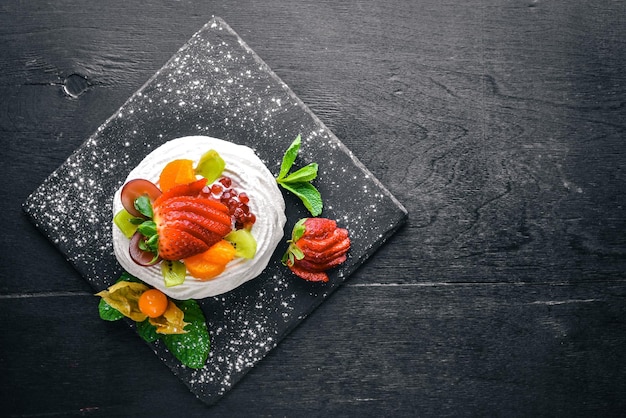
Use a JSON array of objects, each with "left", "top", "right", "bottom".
[
  {"left": 184, "top": 239, "right": 236, "bottom": 280},
  {"left": 159, "top": 159, "right": 196, "bottom": 192}
]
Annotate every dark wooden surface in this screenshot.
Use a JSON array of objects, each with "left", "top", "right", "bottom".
[{"left": 2, "top": 1, "right": 626, "bottom": 416}]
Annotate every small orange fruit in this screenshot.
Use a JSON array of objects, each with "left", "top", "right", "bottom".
[{"left": 138, "top": 288, "right": 169, "bottom": 318}]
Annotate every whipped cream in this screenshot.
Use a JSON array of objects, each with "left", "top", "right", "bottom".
[{"left": 112, "top": 136, "right": 286, "bottom": 299}]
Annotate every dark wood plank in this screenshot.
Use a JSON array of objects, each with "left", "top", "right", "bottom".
[{"left": 2, "top": 283, "right": 625, "bottom": 415}]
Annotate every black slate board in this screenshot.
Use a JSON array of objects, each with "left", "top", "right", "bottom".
[{"left": 23, "top": 17, "right": 407, "bottom": 405}]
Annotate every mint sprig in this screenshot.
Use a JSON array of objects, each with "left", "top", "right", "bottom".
[
  {"left": 134, "top": 195, "right": 154, "bottom": 218},
  {"left": 276, "top": 135, "right": 323, "bottom": 216}
]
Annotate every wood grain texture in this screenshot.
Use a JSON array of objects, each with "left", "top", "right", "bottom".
[{"left": 2, "top": 0, "right": 626, "bottom": 416}]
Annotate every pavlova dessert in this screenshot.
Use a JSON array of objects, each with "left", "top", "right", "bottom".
[{"left": 111, "top": 136, "right": 287, "bottom": 300}]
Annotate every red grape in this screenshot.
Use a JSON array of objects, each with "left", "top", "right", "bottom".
[
  {"left": 120, "top": 179, "right": 162, "bottom": 218},
  {"left": 129, "top": 231, "right": 161, "bottom": 266}
]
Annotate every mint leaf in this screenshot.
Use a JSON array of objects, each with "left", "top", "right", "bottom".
[
  {"left": 137, "top": 319, "right": 160, "bottom": 343},
  {"left": 137, "top": 220, "right": 157, "bottom": 237},
  {"left": 280, "top": 181, "right": 323, "bottom": 216},
  {"left": 129, "top": 217, "right": 146, "bottom": 225},
  {"left": 98, "top": 298, "right": 124, "bottom": 321},
  {"left": 162, "top": 300, "right": 210, "bottom": 369},
  {"left": 278, "top": 134, "right": 301, "bottom": 180},
  {"left": 146, "top": 234, "right": 159, "bottom": 254},
  {"left": 134, "top": 195, "right": 153, "bottom": 218},
  {"left": 280, "top": 163, "right": 318, "bottom": 184},
  {"left": 137, "top": 226, "right": 159, "bottom": 260},
  {"left": 119, "top": 272, "right": 140, "bottom": 283}
]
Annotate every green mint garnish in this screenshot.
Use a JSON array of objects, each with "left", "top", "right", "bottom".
[
  {"left": 161, "top": 300, "right": 211, "bottom": 369},
  {"left": 277, "top": 135, "right": 323, "bottom": 216},
  {"left": 137, "top": 220, "right": 159, "bottom": 264},
  {"left": 280, "top": 162, "right": 318, "bottom": 183},
  {"left": 134, "top": 195, "right": 154, "bottom": 218},
  {"left": 279, "top": 182, "right": 323, "bottom": 217},
  {"left": 137, "top": 220, "right": 157, "bottom": 238},
  {"left": 137, "top": 318, "right": 160, "bottom": 343},
  {"left": 98, "top": 298, "right": 125, "bottom": 321},
  {"left": 129, "top": 217, "right": 145, "bottom": 225},
  {"left": 278, "top": 135, "right": 302, "bottom": 180}
]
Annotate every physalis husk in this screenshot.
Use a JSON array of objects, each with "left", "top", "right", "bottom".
[
  {"left": 95, "top": 281, "right": 149, "bottom": 322},
  {"left": 149, "top": 301, "right": 189, "bottom": 334}
]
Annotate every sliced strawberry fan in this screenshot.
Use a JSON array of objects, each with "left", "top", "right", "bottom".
[{"left": 284, "top": 218, "right": 351, "bottom": 282}]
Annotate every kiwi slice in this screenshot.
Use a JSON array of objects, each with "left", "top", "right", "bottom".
[
  {"left": 161, "top": 260, "right": 186, "bottom": 287},
  {"left": 113, "top": 209, "right": 139, "bottom": 238},
  {"left": 195, "top": 149, "right": 225, "bottom": 184},
  {"left": 225, "top": 229, "right": 257, "bottom": 259}
]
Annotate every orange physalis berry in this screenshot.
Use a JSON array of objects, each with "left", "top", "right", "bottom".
[{"left": 138, "top": 288, "right": 169, "bottom": 318}]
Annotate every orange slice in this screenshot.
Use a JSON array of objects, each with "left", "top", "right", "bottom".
[
  {"left": 184, "top": 239, "right": 236, "bottom": 280},
  {"left": 159, "top": 159, "right": 196, "bottom": 192}
]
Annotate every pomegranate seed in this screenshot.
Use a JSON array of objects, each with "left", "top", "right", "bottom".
[
  {"left": 210, "top": 183, "right": 222, "bottom": 195},
  {"left": 209, "top": 180, "right": 256, "bottom": 230},
  {"left": 219, "top": 176, "right": 232, "bottom": 187}
]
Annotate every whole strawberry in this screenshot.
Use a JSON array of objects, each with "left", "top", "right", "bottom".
[{"left": 282, "top": 218, "right": 350, "bottom": 282}]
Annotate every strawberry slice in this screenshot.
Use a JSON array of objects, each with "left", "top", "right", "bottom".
[
  {"left": 156, "top": 196, "right": 231, "bottom": 228},
  {"left": 284, "top": 218, "right": 351, "bottom": 282},
  {"left": 158, "top": 228, "right": 216, "bottom": 261},
  {"left": 153, "top": 179, "right": 233, "bottom": 261},
  {"left": 299, "top": 218, "right": 338, "bottom": 237},
  {"left": 297, "top": 228, "right": 350, "bottom": 256},
  {"left": 295, "top": 254, "right": 348, "bottom": 273},
  {"left": 298, "top": 240, "right": 350, "bottom": 265},
  {"left": 288, "top": 264, "right": 329, "bottom": 282}
]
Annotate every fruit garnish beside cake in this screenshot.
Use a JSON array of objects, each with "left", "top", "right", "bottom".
[
  {"left": 282, "top": 218, "right": 351, "bottom": 282},
  {"left": 111, "top": 136, "right": 287, "bottom": 300}
]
